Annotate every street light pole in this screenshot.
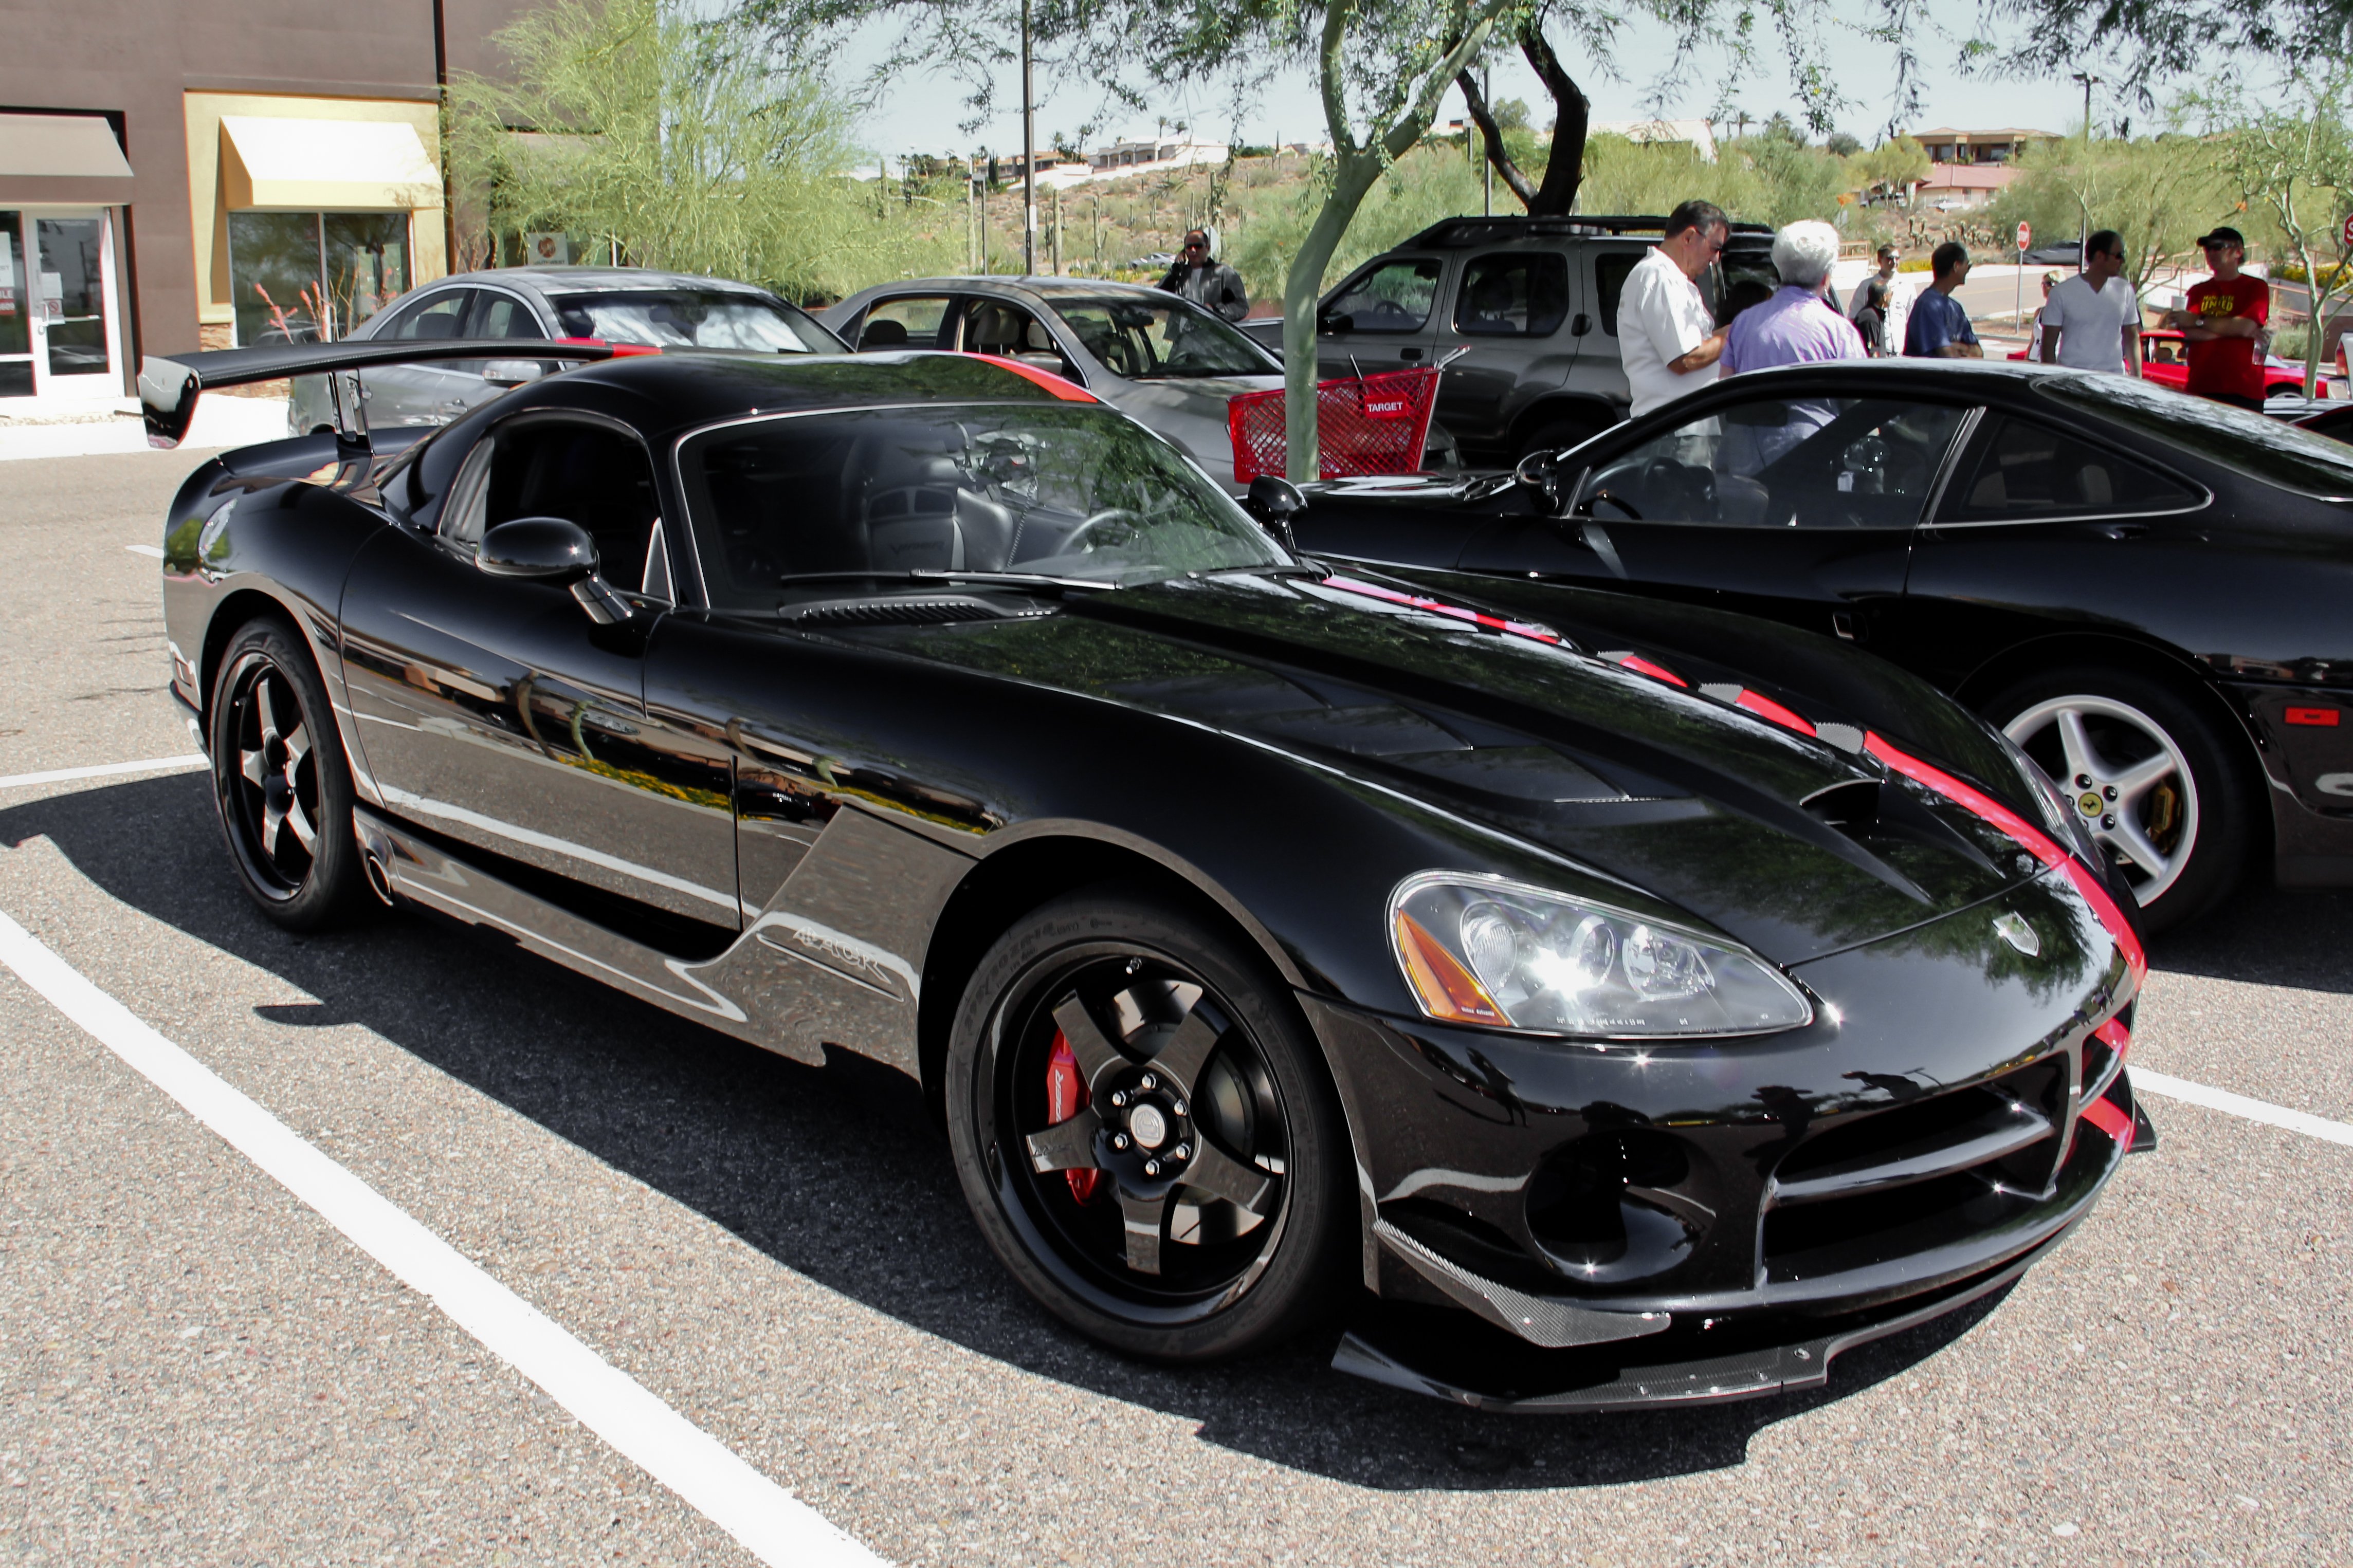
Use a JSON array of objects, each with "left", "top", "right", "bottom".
[
  {"left": 2070, "top": 71, "right": 2101, "bottom": 269},
  {"left": 1020, "top": 0, "right": 1037, "bottom": 278}
]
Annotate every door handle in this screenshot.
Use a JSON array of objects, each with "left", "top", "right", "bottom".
[
  {"left": 2100, "top": 523, "right": 2150, "bottom": 541},
  {"left": 1400, "top": 347, "right": 1424, "bottom": 362},
  {"left": 1571, "top": 313, "right": 1593, "bottom": 337}
]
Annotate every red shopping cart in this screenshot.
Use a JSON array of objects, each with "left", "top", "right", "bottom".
[{"left": 1228, "top": 364, "right": 1442, "bottom": 483}]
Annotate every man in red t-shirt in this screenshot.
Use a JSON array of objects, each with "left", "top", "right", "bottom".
[{"left": 2174, "top": 226, "right": 2270, "bottom": 410}]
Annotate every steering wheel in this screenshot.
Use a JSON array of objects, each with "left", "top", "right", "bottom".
[
  {"left": 1639, "top": 455, "right": 1716, "bottom": 520},
  {"left": 1065, "top": 508, "right": 1146, "bottom": 554}
]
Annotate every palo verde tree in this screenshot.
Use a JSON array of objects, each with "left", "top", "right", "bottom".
[{"left": 2199, "top": 67, "right": 2353, "bottom": 397}]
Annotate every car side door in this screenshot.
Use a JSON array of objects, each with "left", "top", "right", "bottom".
[
  {"left": 1460, "top": 386, "right": 1973, "bottom": 646},
  {"left": 1557, "top": 244, "right": 1651, "bottom": 413},
  {"left": 338, "top": 412, "right": 740, "bottom": 946},
  {"left": 355, "top": 287, "right": 481, "bottom": 428},
  {"left": 1901, "top": 411, "right": 2209, "bottom": 691},
  {"left": 1434, "top": 249, "right": 1575, "bottom": 439},
  {"left": 1314, "top": 255, "right": 1446, "bottom": 379}
]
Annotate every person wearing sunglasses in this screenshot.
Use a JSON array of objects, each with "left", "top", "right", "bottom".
[
  {"left": 2040, "top": 229, "right": 2143, "bottom": 377},
  {"left": 1155, "top": 228, "right": 1250, "bottom": 322},
  {"left": 2169, "top": 226, "right": 2269, "bottom": 411}
]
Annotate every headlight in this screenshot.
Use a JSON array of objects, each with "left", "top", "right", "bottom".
[{"left": 1389, "top": 873, "right": 1814, "bottom": 1038}]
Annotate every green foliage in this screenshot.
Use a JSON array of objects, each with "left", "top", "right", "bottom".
[
  {"left": 1984, "top": 131, "right": 2233, "bottom": 291},
  {"left": 445, "top": 0, "right": 955, "bottom": 302},
  {"left": 1850, "top": 135, "right": 1930, "bottom": 197},
  {"left": 1224, "top": 144, "right": 1486, "bottom": 302},
  {"left": 1575, "top": 133, "right": 1850, "bottom": 230}
]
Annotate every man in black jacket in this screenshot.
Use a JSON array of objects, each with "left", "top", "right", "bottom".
[{"left": 1157, "top": 228, "right": 1249, "bottom": 321}]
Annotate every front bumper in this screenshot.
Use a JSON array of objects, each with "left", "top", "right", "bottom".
[{"left": 1304, "top": 862, "right": 2145, "bottom": 1405}]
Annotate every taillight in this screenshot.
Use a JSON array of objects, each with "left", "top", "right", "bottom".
[{"left": 1865, "top": 732, "right": 2147, "bottom": 984}]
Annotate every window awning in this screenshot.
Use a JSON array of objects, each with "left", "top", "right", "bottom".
[
  {"left": 0, "top": 113, "right": 134, "bottom": 204},
  {"left": 220, "top": 116, "right": 441, "bottom": 212}
]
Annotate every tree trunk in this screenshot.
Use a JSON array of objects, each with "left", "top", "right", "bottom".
[
  {"left": 1454, "top": 20, "right": 1590, "bottom": 217},
  {"left": 1283, "top": 154, "right": 1380, "bottom": 482}
]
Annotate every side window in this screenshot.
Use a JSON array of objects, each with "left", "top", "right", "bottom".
[
  {"left": 962, "top": 300, "right": 1075, "bottom": 379},
  {"left": 1323, "top": 259, "right": 1442, "bottom": 333},
  {"left": 475, "top": 291, "right": 546, "bottom": 340},
  {"left": 856, "top": 295, "right": 953, "bottom": 349},
  {"left": 476, "top": 421, "right": 667, "bottom": 593},
  {"left": 1943, "top": 416, "right": 2199, "bottom": 521},
  {"left": 1585, "top": 397, "right": 1971, "bottom": 529},
  {"left": 378, "top": 289, "right": 476, "bottom": 341},
  {"left": 1592, "top": 251, "right": 1641, "bottom": 336},
  {"left": 1455, "top": 253, "right": 1570, "bottom": 337}
]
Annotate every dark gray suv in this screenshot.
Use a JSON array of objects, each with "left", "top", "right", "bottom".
[{"left": 1239, "top": 214, "right": 1775, "bottom": 463}]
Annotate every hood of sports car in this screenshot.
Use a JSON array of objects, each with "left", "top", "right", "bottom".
[{"left": 840, "top": 571, "right": 2044, "bottom": 964}]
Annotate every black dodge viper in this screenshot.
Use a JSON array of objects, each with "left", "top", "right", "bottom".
[{"left": 139, "top": 340, "right": 2150, "bottom": 1410}]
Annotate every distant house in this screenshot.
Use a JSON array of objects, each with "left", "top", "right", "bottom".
[
  {"left": 1590, "top": 118, "right": 1719, "bottom": 164},
  {"left": 1906, "top": 127, "right": 2059, "bottom": 165},
  {"left": 1085, "top": 139, "right": 1229, "bottom": 175},
  {"left": 1917, "top": 162, "right": 2021, "bottom": 210}
]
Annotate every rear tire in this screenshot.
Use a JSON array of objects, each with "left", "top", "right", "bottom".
[
  {"left": 209, "top": 617, "right": 373, "bottom": 932},
  {"left": 1985, "top": 666, "right": 2252, "bottom": 932},
  {"left": 945, "top": 887, "right": 1351, "bottom": 1362}
]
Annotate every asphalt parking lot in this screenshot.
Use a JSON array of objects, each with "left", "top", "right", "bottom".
[{"left": 2, "top": 448, "right": 2347, "bottom": 1567}]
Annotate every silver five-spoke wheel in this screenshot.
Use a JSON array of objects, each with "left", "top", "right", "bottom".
[{"left": 2004, "top": 693, "right": 2198, "bottom": 908}]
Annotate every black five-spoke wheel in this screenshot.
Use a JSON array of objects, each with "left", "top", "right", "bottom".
[
  {"left": 210, "top": 618, "right": 372, "bottom": 930},
  {"left": 948, "top": 889, "right": 1347, "bottom": 1361}
]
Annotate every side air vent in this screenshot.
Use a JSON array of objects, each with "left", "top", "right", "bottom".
[{"left": 786, "top": 595, "right": 1046, "bottom": 626}]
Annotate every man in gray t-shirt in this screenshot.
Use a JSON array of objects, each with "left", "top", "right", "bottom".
[{"left": 2041, "top": 229, "right": 2143, "bottom": 377}]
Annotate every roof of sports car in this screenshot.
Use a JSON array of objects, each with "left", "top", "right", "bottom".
[{"left": 543, "top": 348, "right": 1093, "bottom": 428}]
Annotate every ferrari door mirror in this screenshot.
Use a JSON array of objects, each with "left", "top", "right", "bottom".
[
  {"left": 482, "top": 358, "right": 546, "bottom": 388},
  {"left": 1244, "top": 474, "right": 1307, "bottom": 551}
]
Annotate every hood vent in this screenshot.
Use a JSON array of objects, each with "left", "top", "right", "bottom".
[{"left": 787, "top": 595, "right": 1048, "bottom": 627}]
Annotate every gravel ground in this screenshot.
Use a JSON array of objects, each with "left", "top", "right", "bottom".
[{"left": 0, "top": 450, "right": 2345, "bottom": 1566}]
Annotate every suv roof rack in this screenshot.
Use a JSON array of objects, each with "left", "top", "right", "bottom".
[{"left": 1401, "top": 214, "right": 1776, "bottom": 247}]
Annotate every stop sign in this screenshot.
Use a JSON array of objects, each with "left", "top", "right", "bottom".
[
  {"left": 2017, "top": 222, "right": 2032, "bottom": 251},
  {"left": 2341, "top": 210, "right": 2353, "bottom": 250}
]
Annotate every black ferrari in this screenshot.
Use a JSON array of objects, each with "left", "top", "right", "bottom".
[
  {"left": 1288, "top": 359, "right": 2353, "bottom": 931},
  {"left": 139, "top": 340, "right": 2149, "bottom": 1411}
]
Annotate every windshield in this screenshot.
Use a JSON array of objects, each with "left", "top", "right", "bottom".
[
  {"left": 678, "top": 404, "right": 1288, "bottom": 609},
  {"left": 551, "top": 289, "right": 842, "bottom": 354},
  {"left": 2038, "top": 373, "right": 2353, "bottom": 501},
  {"left": 1050, "top": 296, "right": 1275, "bottom": 379}
]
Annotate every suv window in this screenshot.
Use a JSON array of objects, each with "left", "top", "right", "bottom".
[
  {"left": 1594, "top": 252, "right": 1643, "bottom": 336},
  {"left": 1455, "top": 253, "right": 1570, "bottom": 337},
  {"left": 1943, "top": 415, "right": 2200, "bottom": 521},
  {"left": 1586, "top": 396, "right": 1971, "bottom": 529},
  {"left": 857, "top": 295, "right": 954, "bottom": 349},
  {"left": 1324, "top": 260, "right": 1442, "bottom": 333}
]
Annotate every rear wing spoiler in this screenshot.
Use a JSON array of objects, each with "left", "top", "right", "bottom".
[{"left": 136, "top": 338, "right": 627, "bottom": 449}]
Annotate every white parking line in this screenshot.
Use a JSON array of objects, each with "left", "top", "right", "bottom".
[
  {"left": 2133, "top": 1069, "right": 2353, "bottom": 1148},
  {"left": 0, "top": 909, "right": 888, "bottom": 1568},
  {"left": 125, "top": 544, "right": 165, "bottom": 558},
  {"left": 0, "top": 754, "right": 208, "bottom": 790}
]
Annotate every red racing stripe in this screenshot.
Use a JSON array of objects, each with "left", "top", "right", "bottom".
[{"left": 970, "top": 353, "right": 1098, "bottom": 401}]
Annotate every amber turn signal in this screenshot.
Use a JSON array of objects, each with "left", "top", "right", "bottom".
[{"left": 1393, "top": 910, "right": 1511, "bottom": 1026}]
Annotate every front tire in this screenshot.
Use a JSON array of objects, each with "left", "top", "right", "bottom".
[
  {"left": 1987, "top": 666, "right": 2252, "bottom": 932},
  {"left": 209, "top": 617, "right": 373, "bottom": 931},
  {"left": 945, "top": 888, "right": 1350, "bottom": 1362}
]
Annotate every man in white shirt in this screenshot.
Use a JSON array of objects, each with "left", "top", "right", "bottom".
[
  {"left": 2041, "top": 229, "right": 2143, "bottom": 376},
  {"left": 1850, "top": 243, "right": 1911, "bottom": 358},
  {"left": 1619, "top": 200, "right": 1730, "bottom": 416}
]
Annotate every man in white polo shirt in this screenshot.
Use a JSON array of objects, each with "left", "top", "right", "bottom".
[
  {"left": 1620, "top": 200, "right": 1731, "bottom": 416},
  {"left": 2041, "top": 229, "right": 2143, "bottom": 377}
]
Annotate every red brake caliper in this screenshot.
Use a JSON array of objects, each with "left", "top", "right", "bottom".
[{"left": 1045, "top": 1029, "right": 1102, "bottom": 1203}]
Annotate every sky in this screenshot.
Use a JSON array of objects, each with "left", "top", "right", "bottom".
[{"left": 827, "top": 4, "right": 2176, "bottom": 164}]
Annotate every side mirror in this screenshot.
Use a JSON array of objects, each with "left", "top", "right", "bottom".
[
  {"left": 479, "top": 516, "right": 635, "bottom": 623},
  {"left": 1244, "top": 474, "right": 1307, "bottom": 552},
  {"left": 482, "top": 358, "right": 546, "bottom": 388},
  {"left": 480, "top": 516, "right": 597, "bottom": 580}
]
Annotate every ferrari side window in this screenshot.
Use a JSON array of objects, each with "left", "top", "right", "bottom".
[
  {"left": 1584, "top": 397, "right": 1969, "bottom": 528},
  {"left": 478, "top": 420, "right": 664, "bottom": 588},
  {"left": 1946, "top": 415, "right": 2199, "bottom": 521}
]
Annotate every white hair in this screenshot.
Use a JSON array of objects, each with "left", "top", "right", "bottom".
[{"left": 1772, "top": 220, "right": 1841, "bottom": 290}]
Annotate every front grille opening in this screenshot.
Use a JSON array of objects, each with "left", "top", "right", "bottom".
[
  {"left": 1775, "top": 1060, "right": 2063, "bottom": 1188},
  {"left": 1764, "top": 1170, "right": 2015, "bottom": 1272}
]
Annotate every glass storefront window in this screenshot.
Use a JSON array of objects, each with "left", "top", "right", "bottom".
[
  {"left": 35, "top": 217, "right": 106, "bottom": 376},
  {"left": 0, "top": 214, "right": 30, "bottom": 396},
  {"left": 229, "top": 211, "right": 410, "bottom": 345}
]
